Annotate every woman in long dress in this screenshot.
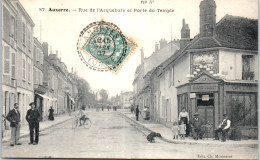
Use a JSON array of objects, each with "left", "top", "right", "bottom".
[
  {"left": 48, "top": 106, "right": 54, "bottom": 121},
  {"left": 178, "top": 107, "right": 189, "bottom": 136}
]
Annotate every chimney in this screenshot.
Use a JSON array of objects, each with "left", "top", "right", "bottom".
[
  {"left": 159, "top": 39, "right": 167, "bottom": 49},
  {"left": 155, "top": 42, "right": 159, "bottom": 52},
  {"left": 42, "top": 42, "right": 48, "bottom": 57},
  {"left": 180, "top": 19, "right": 190, "bottom": 50},
  {"left": 199, "top": 0, "right": 216, "bottom": 37}
]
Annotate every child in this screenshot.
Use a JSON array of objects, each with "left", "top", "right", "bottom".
[
  {"left": 172, "top": 121, "right": 179, "bottom": 140},
  {"left": 179, "top": 120, "right": 186, "bottom": 139}
]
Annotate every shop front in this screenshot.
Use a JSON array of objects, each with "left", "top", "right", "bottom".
[{"left": 177, "top": 72, "right": 258, "bottom": 138}]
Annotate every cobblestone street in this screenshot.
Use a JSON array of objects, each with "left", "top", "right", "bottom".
[{"left": 2, "top": 111, "right": 258, "bottom": 159}]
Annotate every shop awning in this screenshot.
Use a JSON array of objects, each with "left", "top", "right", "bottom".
[{"left": 36, "top": 93, "right": 53, "bottom": 100}]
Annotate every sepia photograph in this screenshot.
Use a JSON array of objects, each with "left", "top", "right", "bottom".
[{"left": 1, "top": 0, "right": 258, "bottom": 159}]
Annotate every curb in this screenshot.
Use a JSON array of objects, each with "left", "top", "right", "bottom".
[
  {"left": 119, "top": 112, "right": 258, "bottom": 148},
  {"left": 2, "top": 117, "right": 74, "bottom": 144}
]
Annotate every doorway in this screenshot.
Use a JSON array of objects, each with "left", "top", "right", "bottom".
[{"left": 196, "top": 93, "right": 214, "bottom": 137}]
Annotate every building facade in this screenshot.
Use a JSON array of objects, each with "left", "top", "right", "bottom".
[
  {"left": 119, "top": 91, "right": 133, "bottom": 109},
  {"left": 144, "top": 0, "right": 258, "bottom": 138},
  {"left": 133, "top": 40, "right": 180, "bottom": 112},
  {"left": 2, "top": 0, "right": 35, "bottom": 127}
]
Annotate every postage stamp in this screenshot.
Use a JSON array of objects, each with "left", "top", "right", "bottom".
[{"left": 77, "top": 20, "right": 137, "bottom": 73}]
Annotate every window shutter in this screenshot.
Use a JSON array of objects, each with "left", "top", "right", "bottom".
[
  {"left": 28, "top": 62, "right": 30, "bottom": 82},
  {"left": 4, "top": 46, "right": 10, "bottom": 74},
  {"left": 22, "top": 59, "right": 26, "bottom": 79},
  {"left": 3, "top": 6, "right": 10, "bottom": 42},
  {"left": 11, "top": 53, "right": 15, "bottom": 78}
]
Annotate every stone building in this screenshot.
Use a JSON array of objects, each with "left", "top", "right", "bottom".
[
  {"left": 2, "top": 0, "right": 35, "bottom": 126},
  {"left": 33, "top": 37, "right": 48, "bottom": 119},
  {"left": 119, "top": 91, "right": 133, "bottom": 109},
  {"left": 147, "top": 0, "right": 258, "bottom": 138},
  {"left": 133, "top": 39, "right": 180, "bottom": 112}
]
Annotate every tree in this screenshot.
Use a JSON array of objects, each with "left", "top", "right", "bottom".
[{"left": 99, "top": 89, "right": 108, "bottom": 103}]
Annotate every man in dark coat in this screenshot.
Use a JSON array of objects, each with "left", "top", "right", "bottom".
[
  {"left": 26, "top": 102, "right": 41, "bottom": 145},
  {"left": 6, "top": 103, "right": 21, "bottom": 146},
  {"left": 190, "top": 113, "right": 205, "bottom": 140},
  {"left": 135, "top": 105, "right": 140, "bottom": 121},
  {"left": 214, "top": 114, "right": 231, "bottom": 142}
]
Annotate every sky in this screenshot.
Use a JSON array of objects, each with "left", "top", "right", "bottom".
[{"left": 19, "top": 0, "right": 258, "bottom": 97}]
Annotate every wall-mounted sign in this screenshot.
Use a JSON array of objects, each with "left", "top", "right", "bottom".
[
  {"left": 191, "top": 84, "right": 218, "bottom": 92},
  {"left": 190, "top": 93, "right": 196, "bottom": 98},
  {"left": 202, "top": 95, "right": 209, "bottom": 101}
]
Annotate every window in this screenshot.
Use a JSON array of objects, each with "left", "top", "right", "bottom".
[
  {"left": 27, "top": 28, "right": 31, "bottom": 50},
  {"left": 3, "top": 6, "right": 10, "bottom": 41},
  {"left": 33, "top": 68, "right": 36, "bottom": 83},
  {"left": 41, "top": 51, "right": 43, "bottom": 64},
  {"left": 27, "top": 61, "right": 31, "bottom": 82},
  {"left": 169, "top": 66, "right": 174, "bottom": 87},
  {"left": 11, "top": 53, "right": 15, "bottom": 78},
  {"left": 33, "top": 45, "right": 36, "bottom": 60},
  {"left": 4, "top": 46, "right": 10, "bottom": 74},
  {"left": 242, "top": 55, "right": 255, "bottom": 80},
  {"left": 227, "top": 93, "right": 257, "bottom": 127},
  {"left": 36, "top": 49, "right": 40, "bottom": 62},
  {"left": 22, "top": 23, "right": 26, "bottom": 45},
  {"left": 22, "top": 59, "right": 26, "bottom": 79},
  {"left": 10, "top": 16, "right": 15, "bottom": 39}
]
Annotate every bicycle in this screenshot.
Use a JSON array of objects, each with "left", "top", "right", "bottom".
[{"left": 72, "top": 116, "right": 92, "bottom": 129}]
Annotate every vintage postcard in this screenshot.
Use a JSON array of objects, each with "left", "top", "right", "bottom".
[{"left": 1, "top": 0, "right": 258, "bottom": 159}]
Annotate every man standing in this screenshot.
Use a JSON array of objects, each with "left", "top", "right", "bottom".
[
  {"left": 190, "top": 113, "right": 205, "bottom": 140},
  {"left": 135, "top": 105, "right": 140, "bottom": 121},
  {"left": 6, "top": 103, "right": 21, "bottom": 146},
  {"left": 215, "top": 114, "right": 231, "bottom": 142},
  {"left": 26, "top": 102, "right": 41, "bottom": 145}
]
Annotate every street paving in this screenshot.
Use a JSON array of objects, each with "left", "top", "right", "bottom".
[{"left": 2, "top": 111, "right": 258, "bottom": 159}]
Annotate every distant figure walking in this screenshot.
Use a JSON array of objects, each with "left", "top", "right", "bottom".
[
  {"left": 48, "top": 106, "right": 54, "bottom": 121},
  {"left": 135, "top": 105, "right": 140, "bottom": 121}
]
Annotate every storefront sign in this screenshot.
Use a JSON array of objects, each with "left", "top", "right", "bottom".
[
  {"left": 202, "top": 95, "right": 209, "bottom": 101},
  {"left": 190, "top": 93, "right": 196, "bottom": 98},
  {"left": 191, "top": 84, "right": 218, "bottom": 92}
]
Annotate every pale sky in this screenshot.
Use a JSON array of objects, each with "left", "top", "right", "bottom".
[{"left": 20, "top": 0, "right": 258, "bottom": 97}]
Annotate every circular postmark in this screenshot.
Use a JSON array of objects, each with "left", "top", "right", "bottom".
[{"left": 77, "top": 20, "right": 134, "bottom": 72}]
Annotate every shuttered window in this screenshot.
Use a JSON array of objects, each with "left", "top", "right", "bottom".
[
  {"left": 33, "top": 68, "right": 36, "bottom": 83},
  {"left": 22, "top": 59, "right": 26, "bottom": 79},
  {"left": 3, "top": 6, "right": 10, "bottom": 42},
  {"left": 22, "top": 23, "right": 26, "bottom": 45},
  {"left": 28, "top": 62, "right": 31, "bottom": 82},
  {"left": 10, "top": 16, "right": 15, "bottom": 39},
  {"left": 11, "top": 53, "right": 15, "bottom": 78},
  {"left": 4, "top": 46, "right": 10, "bottom": 74},
  {"left": 33, "top": 45, "right": 36, "bottom": 60}
]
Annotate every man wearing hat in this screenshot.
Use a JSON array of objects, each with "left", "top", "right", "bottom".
[
  {"left": 190, "top": 113, "right": 205, "bottom": 140},
  {"left": 214, "top": 114, "right": 231, "bottom": 142},
  {"left": 6, "top": 103, "right": 21, "bottom": 146},
  {"left": 26, "top": 102, "right": 41, "bottom": 145}
]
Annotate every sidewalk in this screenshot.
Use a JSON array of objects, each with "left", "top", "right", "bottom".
[
  {"left": 2, "top": 112, "right": 74, "bottom": 143},
  {"left": 120, "top": 110, "right": 258, "bottom": 148}
]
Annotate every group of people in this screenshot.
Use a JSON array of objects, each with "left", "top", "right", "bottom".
[
  {"left": 5, "top": 102, "right": 56, "bottom": 146},
  {"left": 134, "top": 105, "right": 150, "bottom": 121},
  {"left": 172, "top": 107, "right": 231, "bottom": 142},
  {"left": 6, "top": 102, "right": 41, "bottom": 146}
]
